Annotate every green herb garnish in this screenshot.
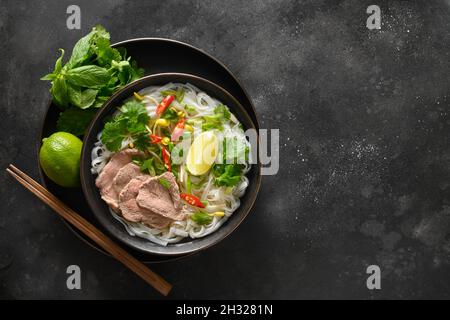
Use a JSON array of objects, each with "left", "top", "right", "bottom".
[
  {"left": 161, "top": 107, "right": 178, "bottom": 121},
  {"left": 212, "top": 164, "right": 243, "bottom": 187},
  {"left": 56, "top": 108, "right": 97, "bottom": 136},
  {"left": 184, "top": 105, "right": 197, "bottom": 115},
  {"left": 190, "top": 211, "right": 213, "bottom": 225},
  {"left": 159, "top": 178, "right": 171, "bottom": 189},
  {"left": 161, "top": 88, "right": 185, "bottom": 103},
  {"left": 200, "top": 105, "right": 232, "bottom": 131},
  {"left": 140, "top": 159, "right": 156, "bottom": 176},
  {"left": 101, "top": 100, "right": 150, "bottom": 151}
]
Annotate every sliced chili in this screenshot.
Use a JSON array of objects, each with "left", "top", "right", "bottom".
[
  {"left": 180, "top": 193, "right": 205, "bottom": 208},
  {"left": 150, "top": 134, "right": 162, "bottom": 144},
  {"left": 162, "top": 146, "right": 171, "bottom": 172},
  {"left": 156, "top": 95, "right": 175, "bottom": 116}
]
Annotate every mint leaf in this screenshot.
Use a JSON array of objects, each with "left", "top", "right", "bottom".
[
  {"left": 66, "top": 32, "right": 93, "bottom": 69},
  {"left": 67, "top": 25, "right": 110, "bottom": 69},
  {"left": 51, "top": 76, "right": 69, "bottom": 107},
  {"left": 66, "top": 65, "right": 110, "bottom": 88},
  {"left": 40, "top": 73, "right": 56, "bottom": 81},
  {"left": 41, "top": 25, "right": 144, "bottom": 110},
  {"left": 56, "top": 108, "right": 97, "bottom": 136},
  {"left": 68, "top": 85, "right": 98, "bottom": 109},
  {"left": 54, "top": 49, "right": 65, "bottom": 74}
]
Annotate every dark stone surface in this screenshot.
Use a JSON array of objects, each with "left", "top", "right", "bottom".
[{"left": 1, "top": 0, "right": 450, "bottom": 299}]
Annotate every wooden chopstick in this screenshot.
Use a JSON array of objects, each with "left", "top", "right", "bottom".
[{"left": 6, "top": 164, "right": 172, "bottom": 296}]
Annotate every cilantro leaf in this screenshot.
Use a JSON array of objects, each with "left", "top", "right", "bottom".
[
  {"left": 101, "top": 120, "right": 127, "bottom": 151},
  {"left": 56, "top": 108, "right": 97, "bottom": 136},
  {"left": 101, "top": 101, "right": 150, "bottom": 152},
  {"left": 200, "top": 105, "right": 231, "bottom": 131},
  {"left": 212, "top": 164, "right": 243, "bottom": 187},
  {"left": 118, "top": 100, "right": 150, "bottom": 133},
  {"left": 133, "top": 132, "right": 151, "bottom": 151}
]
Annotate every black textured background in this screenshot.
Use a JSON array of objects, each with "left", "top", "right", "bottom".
[{"left": 1, "top": 0, "right": 450, "bottom": 299}]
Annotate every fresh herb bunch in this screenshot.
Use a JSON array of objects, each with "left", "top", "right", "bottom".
[{"left": 41, "top": 25, "right": 144, "bottom": 136}]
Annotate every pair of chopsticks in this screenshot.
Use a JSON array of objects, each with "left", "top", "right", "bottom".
[{"left": 6, "top": 164, "right": 172, "bottom": 296}]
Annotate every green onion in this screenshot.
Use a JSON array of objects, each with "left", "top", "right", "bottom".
[
  {"left": 187, "top": 175, "right": 192, "bottom": 194},
  {"left": 159, "top": 178, "right": 171, "bottom": 189},
  {"left": 176, "top": 88, "right": 185, "bottom": 103},
  {"left": 190, "top": 211, "right": 213, "bottom": 225}
]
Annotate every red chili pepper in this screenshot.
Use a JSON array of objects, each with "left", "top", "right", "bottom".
[
  {"left": 180, "top": 193, "right": 205, "bottom": 208},
  {"left": 171, "top": 118, "right": 185, "bottom": 142},
  {"left": 156, "top": 95, "right": 175, "bottom": 116},
  {"left": 150, "top": 134, "right": 162, "bottom": 144},
  {"left": 162, "top": 147, "right": 171, "bottom": 171}
]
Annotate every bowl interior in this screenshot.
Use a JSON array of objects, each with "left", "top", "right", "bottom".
[{"left": 80, "top": 73, "right": 261, "bottom": 256}]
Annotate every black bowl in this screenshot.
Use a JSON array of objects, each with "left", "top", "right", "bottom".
[{"left": 80, "top": 73, "right": 261, "bottom": 256}]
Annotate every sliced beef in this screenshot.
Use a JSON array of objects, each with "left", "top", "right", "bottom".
[
  {"left": 119, "top": 176, "right": 173, "bottom": 229},
  {"left": 136, "top": 172, "right": 186, "bottom": 221},
  {"left": 113, "top": 162, "right": 141, "bottom": 194},
  {"left": 95, "top": 149, "right": 142, "bottom": 212}
]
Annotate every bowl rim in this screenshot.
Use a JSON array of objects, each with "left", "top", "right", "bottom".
[
  {"left": 80, "top": 72, "right": 262, "bottom": 256},
  {"left": 113, "top": 37, "right": 260, "bottom": 129}
]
